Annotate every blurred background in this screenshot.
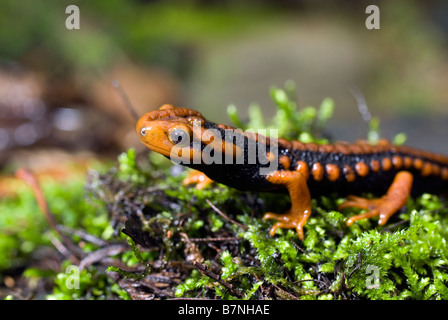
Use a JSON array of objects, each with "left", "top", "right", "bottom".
[{"left": 0, "top": 0, "right": 448, "bottom": 177}]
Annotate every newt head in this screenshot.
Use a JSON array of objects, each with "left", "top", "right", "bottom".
[
  {"left": 136, "top": 104, "right": 205, "bottom": 159},
  {"left": 136, "top": 104, "right": 246, "bottom": 165}
]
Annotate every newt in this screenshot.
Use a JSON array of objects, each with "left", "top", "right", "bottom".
[{"left": 136, "top": 104, "right": 448, "bottom": 240}]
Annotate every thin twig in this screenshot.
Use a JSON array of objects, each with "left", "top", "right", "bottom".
[
  {"left": 15, "top": 168, "right": 81, "bottom": 264},
  {"left": 348, "top": 84, "right": 372, "bottom": 122},
  {"left": 205, "top": 199, "right": 248, "bottom": 230},
  {"left": 272, "top": 284, "right": 300, "bottom": 300},
  {"left": 192, "top": 260, "right": 244, "bottom": 298},
  {"left": 381, "top": 219, "right": 410, "bottom": 233},
  {"left": 47, "top": 232, "right": 80, "bottom": 265},
  {"left": 292, "top": 278, "right": 328, "bottom": 286},
  {"left": 16, "top": 168, "right": 58, "bottom": 230},
  {"left": 111, "top": 79, "right": 139, "bottom": 121},
  {"left": 170, "top": 297, "right": 216, "bottom": 300},
  {"left": 57, "top": 225, "right": 109, "bottom": 247},
  {"left": 188, "top": 236, "right": 242, "bottom": 243},
  {"left": 79, "top": 244, "right": 129, "bottom": 271},
  {"left": 346, "top": 252, "right": 362, "bottom": 281}
]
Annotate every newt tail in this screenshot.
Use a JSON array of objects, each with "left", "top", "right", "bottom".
[{"left": 136, "top": 104, "right": 448, "bottom": 240}]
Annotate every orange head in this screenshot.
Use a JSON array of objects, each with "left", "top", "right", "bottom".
[{"left": 136, "top": 104, "right": 205, "bottom": 158}]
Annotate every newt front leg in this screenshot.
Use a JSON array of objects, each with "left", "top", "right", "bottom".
[
  {"left": 263, "top": 171, "right": 312, "bottom": 240},
  {"left": 338, "top": 171, "right": 413, "bottom": 226},
  {"left": 183, "top": 170, "right": 214, "bottom": 190}
]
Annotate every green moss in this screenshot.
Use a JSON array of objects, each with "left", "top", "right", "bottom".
[
  {"left": 106, "top": 237, "right": 151, "bottom": 281},
  {"left": 48, "top": 261, "right": 130, "bottom": 300},
  {"left": 170, "top": 189, "right": 448, "bottom": 299}
]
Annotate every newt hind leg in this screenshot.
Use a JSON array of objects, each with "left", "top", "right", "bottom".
[
  {"left": 338, "top": 171, "right": 413, "bottom": 226},
  {"left": 263, "top": 170, "right": 312, "bottom": 240}
]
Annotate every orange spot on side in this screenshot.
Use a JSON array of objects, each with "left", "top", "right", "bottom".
[
  {"left": 403, "top": 157, "right": 413, "bottom": 169},
  {"left": 279, "top": 155, "right": 291, "bottom": 170},
  {"left": 432, "top": 163, "right": 441, "bottom": 176},
  {"left": 296, "top": 161, "right": 310, "bottom": 180},
  {"left": 421, "top": 162, "right": 433, "bottom": 177},
  {"left": 392, "top": 156, "right": 403, "bottom": 169},
  {"left": 343, "top": 165, "right": 356, "bottom": 183},
  {"left": 382, "top": 157, "right": 393, "bottom": 171},
  {"left": 325, "top": 164, "right": 340, "bottom": 182},
  {"left": 370, "top": 159, "right": 381, "bottom": 172},
  {"left": 441, "top": 167, "right": 448, "bottom": 180},
  {"left": 355, "top": 162, "right": 369, "bottom": 177},
  {"left": 413, "top": 158, "right": 424, "bottom": 170},
  {"left": 312, "top": 163, "right": 324, "bottom": 182}
]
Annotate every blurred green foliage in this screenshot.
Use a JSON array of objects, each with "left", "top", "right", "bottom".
[
  {"left": 0, "top": 176, "right": 110, "bottom": 272},
  {"left": 228, "top": 81, "right": 334, "bottom": 144},
  {"left": 228, "top": 81, "right": 407, "bottom": 146},
  {"left": 0, "top": 0, "right": 274, "bottom": 73}
]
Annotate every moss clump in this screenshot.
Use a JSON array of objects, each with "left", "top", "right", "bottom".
[{"left": 45, "top": 261, "right": 130, "bottom": 300}]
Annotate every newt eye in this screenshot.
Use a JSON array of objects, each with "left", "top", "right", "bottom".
[
  {"left": 168, "top": 128, "right": 190, "bottom": 145},
  {"left": 140, "top": 127, "right": 147, "bottom": 136}
]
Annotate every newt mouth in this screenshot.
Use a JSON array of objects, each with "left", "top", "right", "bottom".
[{"left": 142, "top": 143, "right": 172, "bottom": 157}]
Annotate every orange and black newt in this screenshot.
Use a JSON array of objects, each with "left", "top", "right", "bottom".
[{"left": 136, "top": 104, "right": 448, "bottom": 240}]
